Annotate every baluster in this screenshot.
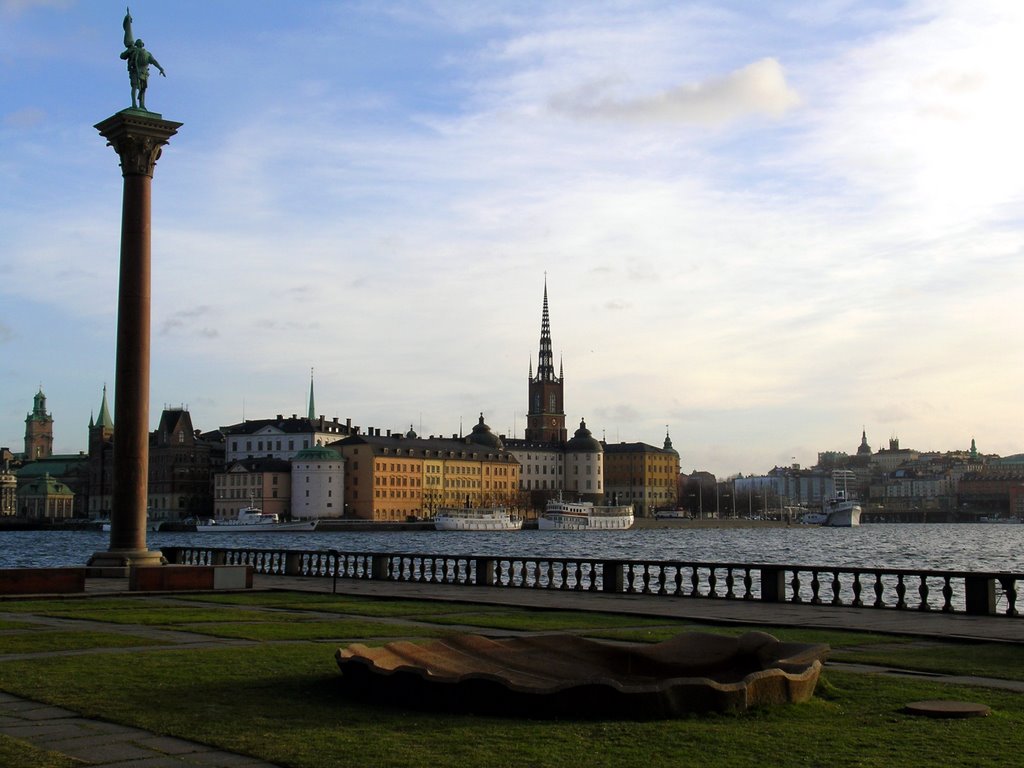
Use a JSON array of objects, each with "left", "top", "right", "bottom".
[
  {"left": 790, "top": 571, "right": 802, "bottom": 604},
  {"left": 896, "top": 575, "right": 907, "bottom": 610},
  {"left": 556, "top": 561, "right": 567, "bottom": 590},
  {"left": 852, "top": 573, "right": 863, "bottom": 607},
  {"left": 626, "top": 564, "right": 636, "bottom": 593},
  {"left": 674, "top": 567, "right": 683, "bottom": 596},
  {"left": 641, "top": 564, "right": 652, "bottom": 594},
  {"left": 941, "top": 576, "right": 954, "bottom": 612},
  {"left": 574, "top": 561, "right": 583, "bottom": 591},
  {"left": 657, "top": 566, "right": 667, "bottom": 596},
  {"left": 743, "top": 568, "right": 754, "bottom": 600},
  {"left": 873, "top": 572, "right": 885, "bottom": 607},
  {"left": 831, "top": 572, "right": 843, "bottom": 606},
  {"left": 1000, "top": 577, "right": 1019, "bottom": 617},
  {"left": 917, "top": 575, "right": 930, "bottom": 611},
  {"left": 588, "top": 562, "right": 599, "bottom": 591},
  {"left": 725, "top": 568, "right": 735, "bottom": 600},
  {"left": 690, "top": 566, "right": 699, "bottom": 597},
  {"left": 546, "top": 561, "right": 555, "bottom": 589},
  {"left": 707, "top": 568, "right": 718, "bottom": 599},
  {"left": 810, "top": 570, "right": 821, "bottom": 605}
]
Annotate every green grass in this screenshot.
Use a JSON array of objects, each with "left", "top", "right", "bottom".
[
  {"left": 0, "top": 630, "right": 163, "bottom": 654},
  {"left": 1, "top": 590, "right": 1023, "bottom": 767},
  {"left": 0, "top": 646, "right": 1020, "bottom": 768}
]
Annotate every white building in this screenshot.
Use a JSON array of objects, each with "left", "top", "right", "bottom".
[{"left": 290, "top": 446, "right": 345, "bottom": 520}]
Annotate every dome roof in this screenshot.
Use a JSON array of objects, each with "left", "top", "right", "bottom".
[
  {"left": 566, "top": 419, "right": 602, "bottom": 453},
  {"left": 292, "top": 446, "right": 341, "bottom": 461},
  {"left": 469, "top": 413, "right": 503, "bottom": 449}
]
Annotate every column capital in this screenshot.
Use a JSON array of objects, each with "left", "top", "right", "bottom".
[{"left": 95, "top": 109, "right": 183, "bottom": 178}]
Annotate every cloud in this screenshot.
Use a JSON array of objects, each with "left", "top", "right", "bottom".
[{"left": 549, "top": 58, "right": 800, "bottom": 124}]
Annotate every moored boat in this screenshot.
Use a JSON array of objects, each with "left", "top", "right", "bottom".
[
  {"left": 196, "top": 507, "right": 318, "bottom": 532},
  {"left": 821, "top": 494, "right": 861, "bottom": 527},
  {"left": 433, "top": 507, "right": 523, "bottom": 532},
  {"left": 539, "top": 498, "right": 634, "bottom": 531}
]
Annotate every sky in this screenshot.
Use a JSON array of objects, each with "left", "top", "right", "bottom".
[{"left": 2, "top": 0, "right": 1023, "bottom": 478}]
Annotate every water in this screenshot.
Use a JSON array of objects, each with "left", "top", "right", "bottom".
[{"left": 3, "top": 524, "right": 1023, "bottom": 573}]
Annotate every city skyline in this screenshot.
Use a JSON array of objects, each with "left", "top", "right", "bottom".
[{"left": 2, "top": 1, "right": 1022, "bottom": 477}]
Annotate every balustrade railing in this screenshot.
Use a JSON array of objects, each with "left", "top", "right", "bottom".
[{"left": 160, "top": 546, "right": 1021, "bottom": 618}]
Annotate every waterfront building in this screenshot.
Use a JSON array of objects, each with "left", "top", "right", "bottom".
[
  {"left": 332, "top": 428, "right": 520, "bottom": 522},
  {"left": 213, "top": 457, "right": 292, "bottom": 521},
  {"left": 563, "top": 420, "right": 604, "bottom": 503},
  {"left": 0, "top": 461, "right": 16, "bottom": 516},
  {"left": 602, "top": 432, "right": 680, "bottom": 517},
  {"left": 24, "top": 387, "right": 54, "bottom": 461},
  {"left": 290, "top": 445, "right": 345, "bottom": 520},
  {"left": 147, "top": 408, "right": 222, "bottom": 523},
  {"left": 15, "top": 454, "right": 89, "bottom": 518},
  {"left": 17, "top": 473, "right": 74, "bottom": 520},
  {"left": 223, "top": 414, "right": 356, "bottom": 463}
]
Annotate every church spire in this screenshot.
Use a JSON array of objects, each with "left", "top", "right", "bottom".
[
  {"left": 307, "top": 368, "right": 315, "bottom": 420},
  {"left": 534, "top": 276, "right": 557, "bottom": 383},
  {"left": 95, "top": 385, "right": 113, "bottom": 429}
]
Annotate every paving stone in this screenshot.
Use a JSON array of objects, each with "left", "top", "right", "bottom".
[
  {"left": 135, "top": 734, "right": 209, "bottom": 754},
  {"left": 44, "top": 737, "right": 162, "bottom": 763}
]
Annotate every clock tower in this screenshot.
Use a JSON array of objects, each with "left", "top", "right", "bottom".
[{"left": 525, "top": 279, "right": 567, "bottom": 443}]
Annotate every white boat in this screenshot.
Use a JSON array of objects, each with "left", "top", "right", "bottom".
[
  {"left": 434, "top": 507, "right": 523, "bottom": 531},
  {"left": 821, "top": 494, "right": 861, "bottom": 527},
  {"left": 538, "top": 498, "right": 634, "bottom": 531},
  {"left": 196, "top": 507, "right": 318, "bottom": 532}
]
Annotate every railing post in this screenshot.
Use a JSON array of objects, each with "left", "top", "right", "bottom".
[
  {"left": 474, "top": 558, "right": 495, "bottom": 586},
  {"left": 210, "top": 550, "right": 227, "bottom": 566},
  {"left": 284, "top": 552, "right": 302, "bottom": 576},
  {"left": 964, "top": 575, "right": 996, "bottom": 615},
  {"left": 602, "top": 561, "right": 624, "bottom": 593},
  {"left": 760, "top": 566, "right": 787, "bottom": 603},
  {"left": 370, "top": 554, "right": 389, "bottom": 581}
]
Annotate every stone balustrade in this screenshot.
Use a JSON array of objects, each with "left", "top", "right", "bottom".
[{"left": 160, "top": 546, "right": 1021, "bottom": 618}]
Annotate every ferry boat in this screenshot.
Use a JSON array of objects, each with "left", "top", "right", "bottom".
[
  {"left": 538, "top": 498, "right": 634, "bottom": 531},
  {"left": 433, "top": 507, "right": 523, "bottom": 532},
  {"left": 196, "top": 507, "right": 318, "bottom": 532},
  {"left": 821, "top": 493, "right": 861, "bottom": 527}
]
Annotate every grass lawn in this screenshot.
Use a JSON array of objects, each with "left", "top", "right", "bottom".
[
  {"left": 0, "top": 735, "right": 77, "bottom": 768},
  {"left": 1, "top": 590, "right": 1022, "bottom": 768}
]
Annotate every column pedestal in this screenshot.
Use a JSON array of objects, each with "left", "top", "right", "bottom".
[{"left": 88, "top": 109, "right": 182, "bottom": 569}]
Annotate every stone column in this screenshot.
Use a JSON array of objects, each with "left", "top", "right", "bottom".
[{"left": 89, "top": 110, "right": 182, "bottom": 571}]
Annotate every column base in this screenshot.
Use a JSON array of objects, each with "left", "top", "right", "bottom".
[{"left": 87, "top": 548, "right": 166, "bottom": 576}]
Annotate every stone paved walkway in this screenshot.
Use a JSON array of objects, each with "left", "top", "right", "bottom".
[{"left": 0, "top": 691, "right": 279, "bottom": 767}]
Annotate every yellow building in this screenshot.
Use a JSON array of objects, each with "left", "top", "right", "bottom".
[
  {"left": 602, "top": 432, "right": 680, "bottom": 517},
  {"left": 333, "top": 428, "right": 521, "bottom": 522}
]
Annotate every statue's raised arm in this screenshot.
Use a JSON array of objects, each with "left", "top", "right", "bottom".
[{"left": 120, "top": 8, "right": 165, "bottom": 112}]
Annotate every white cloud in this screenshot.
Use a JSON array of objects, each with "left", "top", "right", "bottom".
[{"left": 550, "top": 58, "right": 801, "bottom": 124}]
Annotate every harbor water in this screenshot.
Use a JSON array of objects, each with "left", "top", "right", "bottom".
[{"left": 2, "top": 523, "right": 1023, "bottom": 573}]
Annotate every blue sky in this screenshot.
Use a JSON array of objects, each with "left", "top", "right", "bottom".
[{"left": 2, "top": 0, "right": 1022, "bottom": 477}]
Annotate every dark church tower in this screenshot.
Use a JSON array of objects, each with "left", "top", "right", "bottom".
[
  {"left": 24, "top": 387, "right": 54, "bottom": 460},
  {"left": 525, "top": 280, "right": 567, "bottom": 443}
]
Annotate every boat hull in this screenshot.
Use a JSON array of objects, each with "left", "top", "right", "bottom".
[
  {"left": 434, "top": 508, "right": 522, "bottom": 531},
  {"left": 539, "top": 503, "right": 634, "bottom": 531},
  {"left": 823, "top": 502, "right": 861, "bottom": 527}
]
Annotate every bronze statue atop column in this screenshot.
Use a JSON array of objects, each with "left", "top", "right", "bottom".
[{"left": 121, "top": 8, "right": 165, "bottom": 111}]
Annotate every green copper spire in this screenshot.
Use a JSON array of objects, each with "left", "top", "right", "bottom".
[
  {"left": 95, "top": 385, "right": 114, "bottom": 429},
  {"left": 307, "top": 368, "right": 315, "bottom": 421}
]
